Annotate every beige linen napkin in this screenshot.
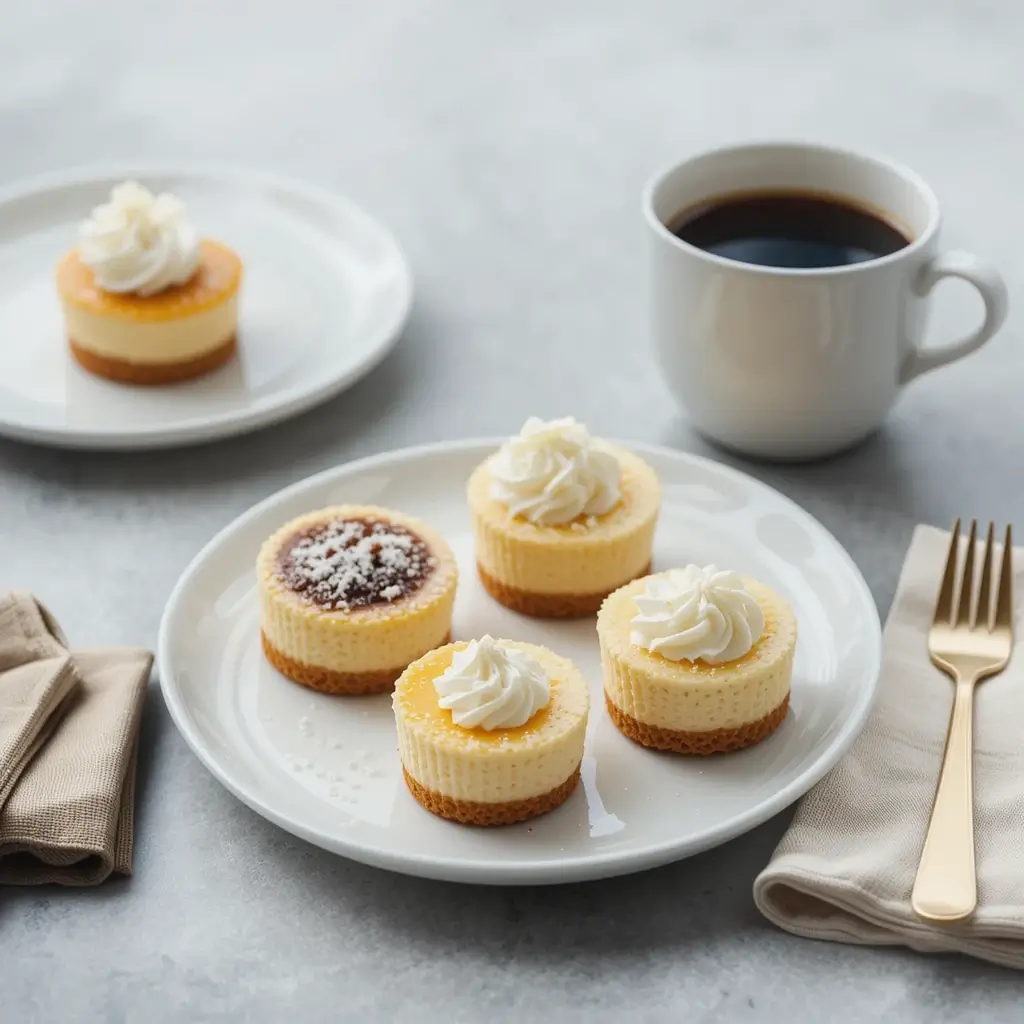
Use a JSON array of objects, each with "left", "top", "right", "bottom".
[
  {"left": 754, "top": 525, "right": 1024, "bottom": 970},
  {"left": 0, "top": 591, "right": 152, "bottom": 885}
]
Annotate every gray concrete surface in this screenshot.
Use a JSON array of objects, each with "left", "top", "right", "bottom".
[{"left": 1, "top": 1, "right": 1022, "bottom": 1020}]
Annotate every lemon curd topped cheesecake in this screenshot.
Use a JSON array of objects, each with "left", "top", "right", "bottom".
[
  {"left": 56, "top": 181, "right": 242, "bottom": 384},
  {"left": 258, "top": 505, "right": 458, "bottom": 695},
  {"left": 468, "top": 417, "right": 661, "bottom": 618},
  {"left": 598, "top": 565, "right": 797, "bottom": 754},
  {"left": 393, "top": 636, "right": 589, "bottom": 825}
]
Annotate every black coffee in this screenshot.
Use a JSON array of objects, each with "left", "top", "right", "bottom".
[{"left": 668, "top": 190, "right": 910, "bottom": 269}]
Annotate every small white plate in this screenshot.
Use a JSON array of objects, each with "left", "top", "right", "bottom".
[
  {"left": 0, "top": 165, "right": 412, "bottom": 450},
  {"left": 158, "top": 441, "right": 881, "bottom": 885}
]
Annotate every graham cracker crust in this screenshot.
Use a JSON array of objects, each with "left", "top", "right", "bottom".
[
  {"left": 261, "top": 631, "right": 451, "bottom": 696},
  {"left": 605, "top": 692, "right": 790, "bottom": 755},
  {"left": 69, "top": 334, "right": 236, "bottom": 385},
  {"left": 477, "top": 562, "right": 652, "bottom": 619},
  {"left": 402, "top": 765, "right": 581, "bottom": 825}
]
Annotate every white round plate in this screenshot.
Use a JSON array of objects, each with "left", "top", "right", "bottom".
[
  {"left": 158, "top": 440, "right": 881, "bottom": 885},
  {"left": 0, "top": 165, "right": 412, "bottom": 450}
]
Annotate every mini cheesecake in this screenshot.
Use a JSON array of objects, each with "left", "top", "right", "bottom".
[
  {"left": 598, "top": 569, "right": 797, "bottom": 754},
  {"left": 258, "top": 505, "right": 458, "bottom": 695},
  {"left": 469, "top": 418, "right": 660, "bottom": 618},
  {"left": 394, "top": 637, "right": 589, "bottom": 825},
  {"left": 57, "top": 240, "right": 241, "bottom": 385},
  {"left": 57, "top": 180, "right": 242, "bottom": 385}
]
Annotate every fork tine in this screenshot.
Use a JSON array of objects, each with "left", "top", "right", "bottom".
[
  {"left": 934, "top": 518, "right": 961, "bottom": 626},
  {"left": 955, "top": 520, "right": 978, "bottom": 627},
  {"left": 975, "top": 522, "right": 995, "bottom": 630},
  {"left": 995, "top": 524, "right": 1014, "bottom": 631}
]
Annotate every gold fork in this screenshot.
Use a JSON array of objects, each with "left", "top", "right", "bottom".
[{"left": 911, "top": 519, "right": 1014, "bottom": 923}]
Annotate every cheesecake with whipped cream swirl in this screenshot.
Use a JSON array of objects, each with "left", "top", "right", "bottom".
[
  {"left": 393, "top": 636, "right": 589, "bottom": 825},
  {"left": 56, "top": 181, "right": 242, "bottom": 384},
  {"left": 468, "top": 417, "right": 660, "bottom": 617},
  {"left": 598, "top": 565, "right": 797, "bottom": 754}
]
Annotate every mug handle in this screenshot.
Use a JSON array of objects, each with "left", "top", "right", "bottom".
[{"left": 900, "top": 250, "right": 1009, "bottom": 385}]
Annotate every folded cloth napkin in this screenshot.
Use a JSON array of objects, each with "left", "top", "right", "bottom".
[
  {"left": 0, "top": 591, "right": 151, "bottom": 885},
  {"left": 754, "top": 525, "right": 1024, "bottom": 970}
]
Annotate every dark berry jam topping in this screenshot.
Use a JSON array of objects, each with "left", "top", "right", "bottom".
[{"left": 277, "top": 517, "right": 436, "bottom": 611}]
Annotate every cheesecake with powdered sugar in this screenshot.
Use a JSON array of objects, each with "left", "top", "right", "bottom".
[{"left": 257, "top": 505, "right": 457, "bottom": 694}]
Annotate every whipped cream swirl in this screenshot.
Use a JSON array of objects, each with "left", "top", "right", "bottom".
[
  {"left": 630, "top": 565, "right": 765, "bottom": 665},
  {"left": 488, "top": 416, "right": 621, "bottom": 525},
  {"left": 78, "top": 180, "right": 200, "bottom": 296},
  {"left": 434, "top": 635, "right": 551, "bottom": 731}
]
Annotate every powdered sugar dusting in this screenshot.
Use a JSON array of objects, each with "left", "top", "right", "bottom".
[{"left": 277, "top": 517, "right": 436, "bottom": 611}]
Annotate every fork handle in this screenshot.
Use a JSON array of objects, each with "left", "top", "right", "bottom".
[{"left": 912, "top": 678, "right": 977, "bottom": 922}]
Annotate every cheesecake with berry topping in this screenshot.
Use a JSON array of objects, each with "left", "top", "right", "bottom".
[{"left": 257, "top": 505, "right": 458, "bottom": 694}]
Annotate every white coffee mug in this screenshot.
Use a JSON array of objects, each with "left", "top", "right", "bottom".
[{"left": 644, "top": 142, "right": 1009, "bottom": 460}]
